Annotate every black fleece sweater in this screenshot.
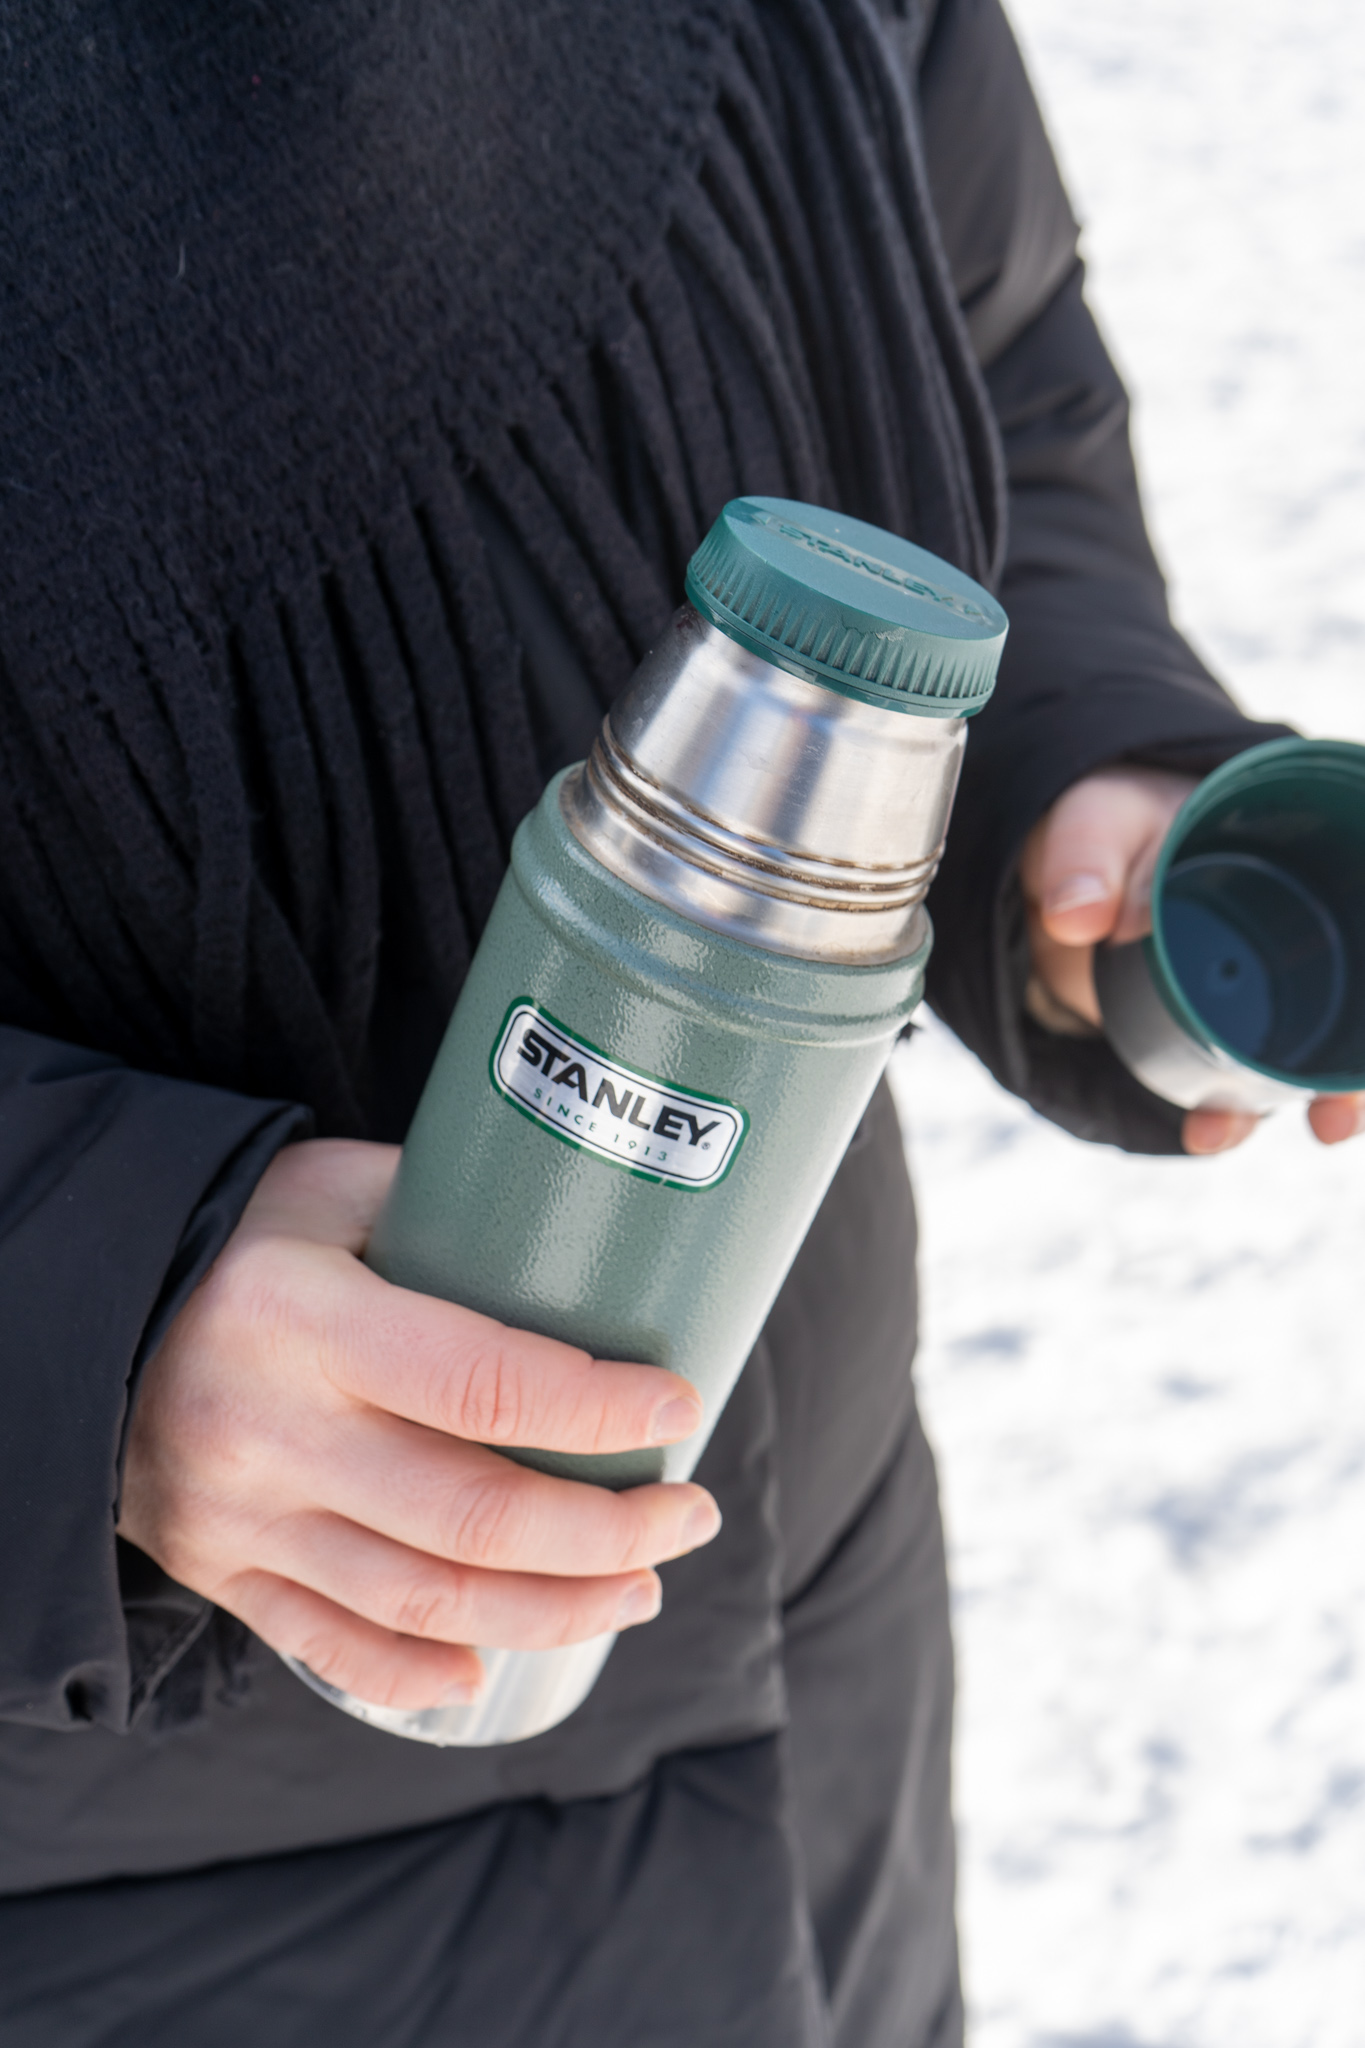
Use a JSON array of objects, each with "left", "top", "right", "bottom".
[{"left": 0, "top": 0, "right": 1279, "bottom": 1878}]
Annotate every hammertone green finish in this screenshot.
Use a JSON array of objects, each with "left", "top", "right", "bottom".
[{"left": 366, "top": 770, "right": 930, "bottom": 1491}]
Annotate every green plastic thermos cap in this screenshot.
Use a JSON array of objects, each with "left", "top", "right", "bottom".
[{"left": 684, "top": 496, "right": 1007, "bottom": 717}]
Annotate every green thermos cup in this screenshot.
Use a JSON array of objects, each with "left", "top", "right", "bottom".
[
  {"left": 1096, "top": 738, "right": 1365, "bottom": 1112},
  {"left": 286, "top": 498, "right": 1007, "bottom": 1744}
]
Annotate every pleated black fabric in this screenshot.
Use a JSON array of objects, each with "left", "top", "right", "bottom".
[{"left": 0, "top": 0, "right": 1003, "bottom": 1144}]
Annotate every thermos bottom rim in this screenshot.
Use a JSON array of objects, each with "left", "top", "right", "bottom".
[{"left": 283, "top": 1635, "right": 618, "bottom": 1748}]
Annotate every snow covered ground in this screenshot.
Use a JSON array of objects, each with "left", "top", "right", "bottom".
[{"left": 891, "top": 4, "right": 1365, "bottom": 2041}]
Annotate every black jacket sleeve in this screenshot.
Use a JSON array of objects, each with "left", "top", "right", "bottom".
[
  {"left": 0, "top": 1024, "right": 307, "bottom": 1733},
  {"left": 912, "top": 0, "right": 1294, "bottom": 1150}
]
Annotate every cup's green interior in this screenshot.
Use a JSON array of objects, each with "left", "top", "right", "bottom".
[{"left": 1150, "top": 739, "right": 1365, "bottom": 1089}]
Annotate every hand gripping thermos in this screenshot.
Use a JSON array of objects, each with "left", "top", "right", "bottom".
[
  {"left": 1095, "top": 738, "right": 1365, "bottom": 1113},
  {"left": 285, "top": 498, "right": 1007, "bottom": 1745}
]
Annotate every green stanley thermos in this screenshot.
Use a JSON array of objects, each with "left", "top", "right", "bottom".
[{"left": 286, "top": 498, "right": 1007, "bottom": 1745}]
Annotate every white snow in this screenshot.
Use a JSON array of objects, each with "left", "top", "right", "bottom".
[{"left": 891, "top": 4, "right": 1365, "bottom": 2041}]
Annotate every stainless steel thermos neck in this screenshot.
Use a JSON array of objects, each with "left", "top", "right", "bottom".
[
  {"left": 563, "top": 602, "right": 964, "bottom": 967},
  {"left": 286, "top": 496, "right": 1007, "bottom": 1746}
]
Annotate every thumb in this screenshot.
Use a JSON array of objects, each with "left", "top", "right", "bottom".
[
  {"left": 1020, "top": 768, "right": 1199, "bottom": 950},
  {"left": 1036, "top": 862, "right": 1124, "bottom": 949},
  {"left": 1021, "top": 783, "right": 1132, "bottom": 949}
]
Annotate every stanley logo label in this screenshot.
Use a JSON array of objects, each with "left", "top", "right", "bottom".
[{"left": 490, "top": 1001, "right": 747, "bottom": 1190}]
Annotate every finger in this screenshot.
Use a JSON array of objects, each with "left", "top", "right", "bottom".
[
  {"left": 1026, "top": 918, "right": 1102, "bottom": 1026},
  {"left": 243, "top": 1139, "right": 402, "bottom": 1254},
  {"left": 222, "top": 1569, "right": 488, "bottom": 1712},
  {"left": 304, "top": 1412, "right": 722, "bottom": 1577},
  {"left": 1020, "top": 785, "right": 1130, "bottom": 947},
  {"left": 1308, "top": 1094, "right": 1365, "bottom": 1146},
  {"left": 324, "top": 1262, "right": 705, "bottom": 1455},
  {"left": 1183, "top": 1108, "right": 1261, "bottom": 1155},
  {"left": 1020, "top": 770, "right": 1196, "bottom": 949},
  {"left": 257, "top": 1509, "right": 662, "bottom": 1651}
]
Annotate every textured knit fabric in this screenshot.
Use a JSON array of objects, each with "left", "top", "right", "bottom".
[{"left": 0, "top": 0, "right": 1001, "bottom": 1134}]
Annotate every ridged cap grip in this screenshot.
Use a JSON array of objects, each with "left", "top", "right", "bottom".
[{"left": 685, "top": 497, "right": 1006, "bottom": 717}]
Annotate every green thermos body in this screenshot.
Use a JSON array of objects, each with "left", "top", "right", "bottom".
[{"left": 286, "top": 499, "right": 1007, "bottom": 1745}]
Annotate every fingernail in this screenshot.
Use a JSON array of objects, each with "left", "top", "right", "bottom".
[
  {"left": 650, "top": 1395, "right": 702, "bottom": 1444},
  {"left": 438, "top": 1674, "right": 483, "bottom": 1707},
  {"left": 1185, "top": 1113, "right": 1252, "bottom": 1155},
  {"left": 1044, "top": 873, "right": 1112, "bottom": 915},
  {"left": 681, "top": 1498, "right": 722, "bottom": 1549},
  {"left": 616, "top": 1577, "right": 662, "bottom": 1628},
  {"left": 1317, "top": 1096, "right": 1365, "bottom": 1144}
]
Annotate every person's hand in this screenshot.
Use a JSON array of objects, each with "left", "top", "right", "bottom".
[
  {"left": 119, "top": 1139, "right": 720, "bottom": 1711},
  {"left": 1019, "top": 765, "right": 1365, "bottom": 1156}
]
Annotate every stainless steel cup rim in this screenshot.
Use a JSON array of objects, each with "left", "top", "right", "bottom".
[{"left": 1132, "top": 737, "right": 1365, "bottom": 1101}]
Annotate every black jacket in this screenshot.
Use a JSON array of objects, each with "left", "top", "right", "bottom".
[{"left": 0, "top": 0, "right": 1279, "bottom": 1887}]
